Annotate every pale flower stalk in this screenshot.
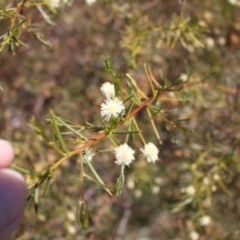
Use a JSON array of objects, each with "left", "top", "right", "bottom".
[
  {"left": 100, "top": 97, "right": 125, "bottom": 121},
  {"left": 140, "top": 142, "right": 159, "bottom": 163},
  {"left": 114, "top": 143, "right": 135, "bottom": 166},
  {"left": 100, "top": 82, "right": 115, "bottom": 99}
]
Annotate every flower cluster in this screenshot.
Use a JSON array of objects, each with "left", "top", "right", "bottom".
[
  {"left": 100, "top": 82, "right": 125, "bottom": 121},
  {"left": 84, "top": 143, "right": 159, "bottom": 167},
  {"left": 114, "top": 142, "right": 159, "bottom": 167},
  {"left": 99, "top": 82, "right": 160, "bottom": 166}
]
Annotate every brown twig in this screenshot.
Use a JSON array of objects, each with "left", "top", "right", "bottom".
[
  {"left": 73, "top": 95, "right": 155, "bottom": 155},
  {"left": 10, "top": 0, "right": 26, "bottom": 28}
]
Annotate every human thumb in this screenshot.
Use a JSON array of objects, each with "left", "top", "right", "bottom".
[{"left": 0, "top": 169, "right": 27, "bottom": 240}]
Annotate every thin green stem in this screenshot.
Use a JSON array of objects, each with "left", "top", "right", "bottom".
[
  {"left": 132, "top": 117, "right": 146, "bottom": 144},
  {"left": 146, "top": 107, "right": 162, "bottom": 145}
]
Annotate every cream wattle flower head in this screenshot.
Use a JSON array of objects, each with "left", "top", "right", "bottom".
[
  {"left": 100, "top": 82, "right": 115, "bottom": 99},
  {"left": 114, "top": 143, "right": 135, "bottom": 166},
  {"left": 100, "top": 97, "right": 125, "bottom": 121},
  {"left": 85, "top": 0, "right": 97, "bottom": 5},
  {"left": 140, "top": 142, "right": 159, "bottom": 163},
  {"left": 84, "top": 148, "right": 95, "bottom": 161},
  {"left": 48, "top": 0, "right": 67, "bottom": 8}
]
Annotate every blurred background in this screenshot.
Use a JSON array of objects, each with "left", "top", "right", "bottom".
[{"left": 1, "top": 0, "right": 240, "bottom": 239}]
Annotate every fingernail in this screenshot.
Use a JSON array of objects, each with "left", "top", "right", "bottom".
[
  {"left": 0, "top": 140, "right": 15, "bottom": 168},
  {"left": 0, "top": 169, "right": 25, "bottom": 183},
  {"left": 0, "top": 169, "right": 27, "bottom": 239}
]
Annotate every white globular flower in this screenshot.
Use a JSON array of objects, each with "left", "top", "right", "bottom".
[
  {"left": 85, "top": 0, "right": 97, "bottom": 5},
  {"left": 100, "top": 97, "right": 125, "bottom": 121},
  {"left": 84, "top": 148, "right": 95, "bottom": 162},
  {"left": 114, "top": 143, "right": 135, "bottom": 166},
  {"left": 185, "top": 185, "right": 196, "bottom": 196},
  {"left": 48, "top": 0, "right": 67, "bottom": 8},
  {"left": 203, "top": 177, "right": 209, "bottom": 185},
  {"left": 189, "top": 231, "right": 199, "bottom": 240},
  {"left": 140, "top": 142, "right": 159, "bottom": 163},
  {"left": 100, "top": 82, "right": 115, "bottom": 99},
  {"left": 199, "top": 215, "right": 211, "bottom": 226},
  {"left": 228, "top": 0, "right": 237, "bottom": 5}
]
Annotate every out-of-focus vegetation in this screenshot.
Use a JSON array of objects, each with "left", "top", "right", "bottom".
[{"left": 1, "top": 0, "right": 240, "bottom": 239}]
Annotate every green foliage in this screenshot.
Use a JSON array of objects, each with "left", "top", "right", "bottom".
[{"left": 0, "top": 0, "right": 69, "bottom": 53}]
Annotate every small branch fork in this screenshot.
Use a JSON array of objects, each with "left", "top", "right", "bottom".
[
  {"left": 10, "top": 0, "right": 27, "bottom": 28},
  {"left": 50, "top": 95, "right": 156, "bottom": 172}
]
